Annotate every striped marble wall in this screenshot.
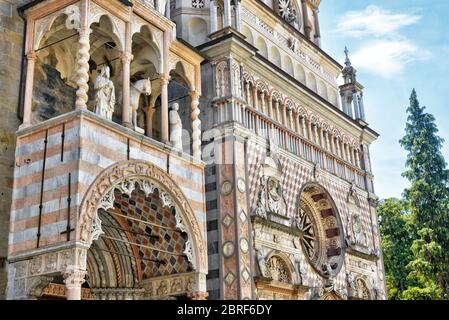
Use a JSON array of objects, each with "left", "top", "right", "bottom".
[{"left": 8, "top": 110, "right": 207, "bottom": 259}]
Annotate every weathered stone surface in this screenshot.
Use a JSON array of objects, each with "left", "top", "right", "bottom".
[{"left": 0, "top": 0, "right": 30, "bottom": 299}]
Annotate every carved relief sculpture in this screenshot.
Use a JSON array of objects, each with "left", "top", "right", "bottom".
[
  {"left": 130, "top": 78, "right": 152, "bottom": 132},
  {"left": 94, "top": 66, "right": 116, "bottom": 120},
  {"left": 169, "top": 103, "right": 183, "bottom": 151}
]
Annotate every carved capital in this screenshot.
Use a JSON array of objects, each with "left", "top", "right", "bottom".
[
  {"left": 160, "top": 74, "right": 171, "bottom": 85},
  {"left": 27, "top": 52, "right": 38, "bottom": 61},
  {"left": 120, "top": 52, "right": 134, "bottom": 64},
  {"left": 78, "top": 26, "right": 92, "bottom": 37},
  {"left": 63, "top": 268, "right": 87, "bottom": 289},
  {"left": 187, "top": 291, "right": 209, "bottom": 300},
  {"left": 189, "top": 91, "right": 201, "bottom": 101}
]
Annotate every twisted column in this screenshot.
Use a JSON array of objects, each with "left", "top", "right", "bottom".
[
  {"left": 21, "top": 52, "right": 38, "bottom": 128},
  {"left": 190, "top": 91, "right": 202, "bottom": 160},
  {"left": 75, "top": 26, "right": 91, "bottom": 110}
]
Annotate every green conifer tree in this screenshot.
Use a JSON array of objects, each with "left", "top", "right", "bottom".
[{"left": 399, "top": 89, "right": 449, "bottom": 298}]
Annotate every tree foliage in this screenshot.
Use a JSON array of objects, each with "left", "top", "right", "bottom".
[{"left": 379, "top": 90, "right": 449, "bottom": 300}]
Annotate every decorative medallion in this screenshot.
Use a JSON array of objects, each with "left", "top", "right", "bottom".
[
  {"left": 242, "top": 269, "right": 251, "bottom": 283},
  {"left": 225, "top": 272, "right": 236, "bottom": 285},
  {"left": 240, "top": 238, "right": 249, "bottom": 254},
  {"left": 237, "top": 178, "right": 246, "bottom": 193},
  {"left": 223, "top": 242, "right": 235, "bottom": 258},
  {"left": 221, "top": 181, "right": 233, "bottom": 196},
  {"left": 239, "top": 210, "right": 247, "bottom": 223},
  {"left": 222, "top": 214, "right": 234, "bottom": 228}
]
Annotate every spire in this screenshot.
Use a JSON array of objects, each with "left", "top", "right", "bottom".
[
  {"left": 342, "top": 46, "right": 357, "bottom": 84},
  {"left": 344, "top": 46, "right": 351, "bottom": 67}
]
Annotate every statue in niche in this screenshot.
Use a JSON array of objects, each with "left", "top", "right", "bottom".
[
  {"left": 169, "top": 103, "right": 183, "bottom": 151},
  {"left": 130, "top": 78, "right": 152, "bottom": 132},
  {"left": 94, "top": 65, "right": 116, "bottom": 120}
]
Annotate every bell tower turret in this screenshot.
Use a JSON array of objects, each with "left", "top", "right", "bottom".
[{"left": 339, "top": 47, "right": 366, "bottom": 122}]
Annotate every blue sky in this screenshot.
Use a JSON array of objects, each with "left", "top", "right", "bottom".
[{"left": 319, "top": 0, "right": 449, "bottom": 199}]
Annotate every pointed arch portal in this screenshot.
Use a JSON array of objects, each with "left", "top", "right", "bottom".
[{"left": 76, "top": 160, "right": 207, "bottom": 300}]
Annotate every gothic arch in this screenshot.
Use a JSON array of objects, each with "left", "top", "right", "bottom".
[
  {"left": 77, "top": 160, "right": 207, "bottom": 273},
  {"left": 264, "top": 252, "right": 298, "bottom": 285},
  {"left": 88, "top": 4, "right": 126, "bottom": 51}
]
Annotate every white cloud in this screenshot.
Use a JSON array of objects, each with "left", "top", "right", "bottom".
[
  {"left": 333, "top": 5, "right": 429, "bottom": 77},
  {"left": 335, "top": 5, "right": 421, "bottom": 38},
  {"left": 350, "top": 40, "right": 431, "bottom": 77}
]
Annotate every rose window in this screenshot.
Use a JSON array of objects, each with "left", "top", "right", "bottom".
[
  {"left": 277, "top": 0, "right": 297, "bottom": 23},
  {"left": 296, "top": 185, "right": 345, "bottom": 278},
  {"left": 191, "top": 0, "right": 205, "bottom": 8}
]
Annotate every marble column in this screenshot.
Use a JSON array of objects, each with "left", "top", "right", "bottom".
[
  {"left": 165, "top": 0, "right": 171, "bottom": 19},
  {"left": 275, "top": 101, "right": 281, "bottom": 123},
  {"left": 64, "top": 268, "right": 87, "bottom": 300},
  {"left": 301, "top": 0, "right": 311, "bottom": 39},
  {"left": 235, "top": 0, "right": 242, "bottom": 32},
  {"left": 313, "top": 9, "right": 321, "bottom": 47},
  {"left": 160, "top": 74, "right": 170, "bottom": 144},
  {"left": 282, "top": 105, "right": 288, "bottom": 126},
  {"left": 301, "top": 116, "right": 307, "bottom": 138},
  {"left": 295, "top": 113, "right": 301, "bottom": 134},
  {"left": 245, "top": 82, "right": 251, "bottom": 104},
  {"left": 121, "top": 51, "right": 134, "bottom": 128},
  {"left": 268, "top": 94, "right": 274, "bottom": 118},
  {"left": 75, "top": 0, "right": 91, "bottom": 110},
  {"left": 210, "top": 1, "right": 218, "bottom": 33},
  {"left": 324, "top": 131, "right": 330, "bottom": 151},
  {"left": 21, "top": 52, "right": 37, "bottom": 128},
  {"left": 260, "top": 92, "right": 266, "bottom": 114},
  {"left": 253, "top": 87, "right": 259, "bottom": 110},
  {"left": 223, "top": 0, "right": 232, "bottom": 28},
  {"left": 288, "top": 109, "right": 294, "bottom": 129},
  {"left": 190, "top": 91, "right": 202, "bottom": 160}
]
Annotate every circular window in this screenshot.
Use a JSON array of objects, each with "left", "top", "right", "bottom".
[{"left": 296, "top": 184, "right": 345, "bottom": 278}]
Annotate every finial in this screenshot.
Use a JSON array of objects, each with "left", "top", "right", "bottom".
[{"left": 344, "top": 46, "right": 351, "bottom": 67}]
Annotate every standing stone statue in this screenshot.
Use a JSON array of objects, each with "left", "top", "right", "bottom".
[
  {"left": 94, "top": 65, "right": 116, "bottom": 120},
  {"left": 169, "top": 103, "right": 183, "bottom": 151}
]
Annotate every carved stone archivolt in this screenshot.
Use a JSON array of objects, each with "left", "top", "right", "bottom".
[{"left": 78, "top": 160, "right": 207, "bottom": 273}]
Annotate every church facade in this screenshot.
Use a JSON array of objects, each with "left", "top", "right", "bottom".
[{"left": 0, "top": 0, "right": 386, "bottom": 300}]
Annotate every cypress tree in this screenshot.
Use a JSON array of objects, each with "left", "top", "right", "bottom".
[{"left": 399, "top": 89, "right": 449, "bottom": 298}]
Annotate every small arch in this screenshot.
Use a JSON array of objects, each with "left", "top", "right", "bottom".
[
  {"left": 255, "top": 37, "right": 268, "bottom": 57},
  {"left": 241, "top": 25, "right": 254, "bottom": 46},
  {"left": 282, "top": 55, "right": 294, "bottom": 76},
  {"left": 307, "top": 73, "right": 317, "bottom": 93},
  {"left": 270, "top": 46, "right": 281, "bottom": 67},
  {"left": 329, "top": 89, "right": 338, "bottom": 106},
  {"left": 318, "top": 80, "right": 328, "bottom": 100},
  {"left": 295, "top": 64, "right": 306, "bottom": 85}
]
